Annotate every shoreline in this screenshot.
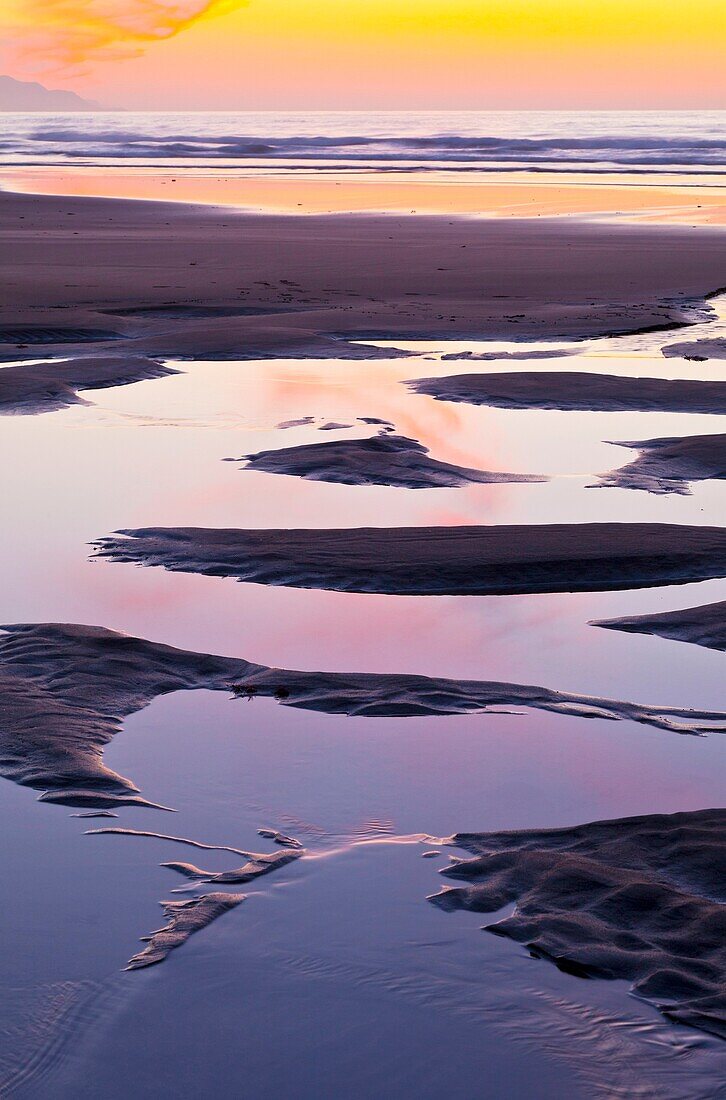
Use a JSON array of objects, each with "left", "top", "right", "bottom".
[
  {"left": 4, "top": 165, "right": 726, "bottom": 223},
  {"left": 2, "top": 186, "right": 726, "bottom": 367}
]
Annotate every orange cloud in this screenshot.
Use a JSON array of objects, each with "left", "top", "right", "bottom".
[{"left": 2, "top": 0, "right": 247, "bottom": 76}]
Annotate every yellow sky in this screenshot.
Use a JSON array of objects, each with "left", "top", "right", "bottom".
[{"left": 2, "top": 0, "right": 725, "bottom": 107}]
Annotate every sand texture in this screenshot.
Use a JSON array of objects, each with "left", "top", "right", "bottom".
[
  {"left": 2, "top": 191, "right": 726, "bottom": 373},
  {"left": 429, "top": 809, "right": 726, "bottom": 1039},
  {"left": 93, "top": 522, "right": 726, "bottom": 595},
  {"left": 594, "top": 600, "right": 726, "bottom": 653},
  {"left": 125, "top": 893, "right": 245, "bottom": 970},
  {"left": 1, "top": 622, "right": 722, "bottom": 812},
  {"left": 0, "top": 355, "right": 177, "bottom": 414},
  {"left": 593, "top": 434, "right": 726, "bottom": 494},
  {"left": 408, "top": 371, "right": 726, "bottom": 414},
  {"left": 235, "top": 432, "right": 546, "bottom": 489}
]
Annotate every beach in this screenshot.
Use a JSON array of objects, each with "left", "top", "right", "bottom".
[{"left": 1, "top": 110, "right": 726, "bottom": 1097}]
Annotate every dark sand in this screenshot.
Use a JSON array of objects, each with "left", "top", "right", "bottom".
[
  {"left": 440, "top": 349, "right": 577, "bottom": 362},
  {"left": 592, "top": 433, "right": 726, "bottom": 495},
  {"left": 2, "top": 622, "right": 722, "bottom": 812},
  {"left": 2, "top": 190, "right": 726, "bottom": 370},
  {"left": 125, "top": 893, "right": 245, "bottom": 971},
  {"left": 429, "top": 809, "right": 726, "bottom": 1039},
  {"left": 0, "top": 355, "right": 177, "bottom": 414},
  {"left": 408, "top": 371, "right": 726, "bottom": 414},
  {"left": 662, "top": 337, "right": 726, "bottom": 361},
  {"left": 93, "top": 522, "right": 726, "bottom": 596},
  {"left": 594, "top": 599, "right": 726, "bottom": 653},
  {"left": 235, "top": 432, "right": 546, "bottom": 489}
]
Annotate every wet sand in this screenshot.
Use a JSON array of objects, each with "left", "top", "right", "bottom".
[
  {"left": 431, "top": 809, "right": 726, "bottom": 1039},
  {"left": 93, "top": 522, "right": 726, "bottom": 596},
  {"left": 594, "top": 599, "right": 726, "bottom": 652},
  {"left": 593, "top": 433, "right": 726, "bottom": 494},
  {"left": 1, "top": 176, "right": 726, "bottom": 1092},
  {"left": 236, "top": 432, "right": 546, "bottom": 489},
  {"left": 5, "top": 621, "right": 723, "bottom": 814},
  {"left": 0, "top": 355, "right": 176, "bottom": 414},
  {"left": 2, "top": 189, "right": 726, "bottom": 373},
  {"left": 409, "top": 371, "right": 726, "bottom": 414}
]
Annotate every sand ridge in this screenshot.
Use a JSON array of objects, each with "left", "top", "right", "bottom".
[
  {"left": 408, "top": 370, "right": 726, "bottom": 414},
  {"left": 0, "top": 355, "right": 177, "bottom": 414},
  {"left": 125, "top": 893, "right": 245, "bottom": 971},
  {"left": 2, "top": 621, "right": 723, "bottom": 812},
  {"left": 592, "top": 433, "right": 726, "bottom": 494},
  {"left": 93, "top": 522, "right": 726, "bottom": 596}
]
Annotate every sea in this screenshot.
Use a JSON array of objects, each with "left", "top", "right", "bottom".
[{"left": 1, "top": 108, "right": 725, "bottom": 174}]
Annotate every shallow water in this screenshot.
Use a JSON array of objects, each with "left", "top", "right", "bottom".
[{"left": 1, "top": 311, "right": 725, "bottom": 1095}]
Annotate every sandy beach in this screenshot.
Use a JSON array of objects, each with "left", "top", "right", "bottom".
[
  {"left": 1, "top": 129, "right": 726, "bottom": 1096},
  {"left": 2, "top": 188, "right": 726, "bottom": 374}
]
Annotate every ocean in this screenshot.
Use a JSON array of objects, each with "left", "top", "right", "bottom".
[{"left": 2, "top": 108, "right": 726, "bottom": 174}]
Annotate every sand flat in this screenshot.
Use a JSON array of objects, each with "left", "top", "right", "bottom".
[
  {"left": 2, "top": 190, "right": 726, "bottom": 372},
  {"left": 594, "top": 599, "right": 726, "bottom": 652}
]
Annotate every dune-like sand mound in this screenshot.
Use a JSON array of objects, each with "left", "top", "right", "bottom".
[
  {"left": 0, "top": 355, "right": 177, "bottom": 414},
  {"left": 125, "top": 893, "right": 245, "bottom": 970},
  {"left": 662, "top": 337, "right": 726, "bottom": 361}
]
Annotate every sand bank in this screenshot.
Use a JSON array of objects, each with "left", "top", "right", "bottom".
[
  {"left": 429, "top": 809, "right": 726, "bottom": 1039},
  {"left": 2, "top": 622, "right": 722, "bottom": 812},
  {"left": 0, "top": 355, "right": 176, "bottom": 414},
  {"left": 93, "top": 523, "right": 726, "bottom": 596},
  {"left": 2, "top": 189, "right": 726, "bottom": 370},
  {"left": 594, "top": 600, "right": 726, "bottom": 653},
  {"left": 236, "top": 432, "right": 546, "bottom": 489},
  {"left": 593, "top": 433, "right": 726, "bottom": 494},
  {"left": 409, "top": 371, "right": 726, "bottom": 414}
]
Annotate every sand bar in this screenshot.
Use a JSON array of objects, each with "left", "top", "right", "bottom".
[{"left": 93, "top": 522, "right": 726, "bottom": 596}]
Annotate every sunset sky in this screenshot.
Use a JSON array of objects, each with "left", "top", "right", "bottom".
[{"left": 1, "top": 0, "right": 725, "bottom": 109}]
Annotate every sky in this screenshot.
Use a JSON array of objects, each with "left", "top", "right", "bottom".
[{"left": 1, "top": 0, "right": 725, "bottom": 109}]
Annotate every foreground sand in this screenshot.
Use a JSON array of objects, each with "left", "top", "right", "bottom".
[
  {"left": 2, "top": 188, "right": 726, "bottom": 372},
  {"left": 431, "top": 809, "right": 726, "bottom": 1039}
]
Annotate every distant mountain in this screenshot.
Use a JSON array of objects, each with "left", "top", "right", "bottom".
[{"left": 0, "top": 75, "right": 98, "bottom": 111}]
